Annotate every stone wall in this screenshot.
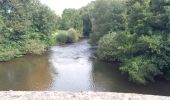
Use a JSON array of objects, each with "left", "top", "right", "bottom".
[{"left": 0, "top": 92, "right": 169, "bottom": 100}]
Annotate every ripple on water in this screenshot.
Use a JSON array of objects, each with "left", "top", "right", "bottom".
[{"left": 48, "top": 40, "right": 94, "bottom": 91}]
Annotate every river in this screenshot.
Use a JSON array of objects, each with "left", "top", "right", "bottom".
[{"left": 0, "top": 40, "right": 170, "bottom": 96}]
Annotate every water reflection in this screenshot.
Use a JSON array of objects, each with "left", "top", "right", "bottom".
[
  {"left": 48, "top": 40, "right": 94, "bottom": 91},
  {"left": 92, "top": 59, "right": 170, "bottom": 96},
  {"left": 0, "top": 54, "right": 52, "bottom": 91}
]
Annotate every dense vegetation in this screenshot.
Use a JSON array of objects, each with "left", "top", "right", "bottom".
[
  {"left": 0, "top": 0, "right": 85, "bottom": 61},
  {"left": 85, "top": 0, "right": 170, "bottom": 84},
  {"left": 59, "top": 9, "right": 83, "bottom": 33},
  {"left": 0, "top": 0, "right": 60, "bottom": 61},
  {"left": 56, "top": 28, "right": 81, "bottom": 44}
]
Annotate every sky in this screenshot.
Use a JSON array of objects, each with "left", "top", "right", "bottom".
[{"left": 40, "top": 0, "right": 94, "bottom": 15}]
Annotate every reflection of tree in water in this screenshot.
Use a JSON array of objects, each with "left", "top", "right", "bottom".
[
  {"left": 0, "top": 54, "right": 52, "bottom": 91},
  {"left": 92, "top": 59, "right": 123, "bottom": 92},
  {"left": 92, "top": 59, "right": 170, "bottom": 96}
]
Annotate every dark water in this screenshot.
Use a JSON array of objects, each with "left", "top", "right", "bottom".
[{"left": 0, "top": 40, "right": 170, "bottom": 96}]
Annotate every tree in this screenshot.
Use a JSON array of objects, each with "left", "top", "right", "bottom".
[
  {"left": 81, "top": 2, "right": 95, "bottom": 37},
  {"left": 94, "top": 0, "right": 170, "bottom": 84},
  {"left": 89, "top": 0, "right": 126, "bottom": 45},
  {"left": 0, "top": 0, "right": 60, "bottom": 61},
  {"left": 60, "top": 8, "right": 83, "bottom": 33},
  {"left": 120, "top": 0, "right": 170, "bottom": 84}
]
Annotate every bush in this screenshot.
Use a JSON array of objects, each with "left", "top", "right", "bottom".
[
  {"left": 89, "top": 0, "right": 126, "bottom": 45},
  {"left": 89, "top": 32, "right": 103, "bottom": 46},
  {"left": 56, "top": 28, "right": 80, "bottom": 44},
  {"left": 48, "top": 34, "right": 57, "bottom": 46},
  {"left": 67, "top": 28, "right": 79, "bottom": 43},
  {"left": 0, "top": 0, "right": 59, "bottom": 61},
  {"left": 0, "top": 39, "right": 48, "bottom": 61},
  {"left": 120, "top": 56, "right": 161, "bottom": 84},
  {"left": 24, "top": 40, "right": 47, "bottom": 55},
  {"left": 97, "top": 32, "right": 136, "bottom": 62},
  {"left": 0, "top": 43, "right": 22, "bottom": 61},
  {"left": 56, "top": 30, "right": 69, "bottom": 44},
  {"left": 97, "top": 31, "right": 170, "bottom": 84}
]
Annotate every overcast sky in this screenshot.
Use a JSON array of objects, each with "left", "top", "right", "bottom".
[{"left": 40, "top": 0, "right": 94, "bottom": 15}]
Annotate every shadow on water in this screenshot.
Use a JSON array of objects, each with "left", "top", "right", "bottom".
[{"left": 0, "top": 39, "right": 170, "bottom": 96}]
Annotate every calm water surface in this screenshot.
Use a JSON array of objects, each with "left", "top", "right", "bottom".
[{"left": 0, "top": 40, "right": 170, "bottom": 96}]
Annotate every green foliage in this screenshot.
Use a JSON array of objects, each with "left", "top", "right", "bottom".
[
  {"left": 127, "top": 0, "right": 151, "bottom": 35},
  {"left": 67, "top": 28, "right": 80, "bottom": 43},
  {"left": 56, "top": 28, "right": 80, "bottom": 44},
  {"left": 97, "top": 32, "right": 136, "bottom": 62},
  {"left": 56, "top": 30, "right": 70, "bottom": 44},
  {"left": 59, "top": 9, "right": 83, "bottom": 33},
  {"left": 0, "top": 0, "right": 170, "bottom": 85},
  {"left": 91, "top": 0, "right": 170, "bottom": 84},
  {"left": 82, "top": 14, "right": 92, "bottom": 37},
  {"left": 0, "top": 0, "right": 60, "bottom": 61},
  {"left": 97, "top": 31, "right": 166, "bottom": 84},
  {"left": 24, "top": 40, "right": 46, "bottom": 55},
  {"left": 138, "top": 35, "right": 163, "bottom": 54},
  {"left": 0, "top": 44, "right": 22, "bottom": 61},
  {"left": 89, "top": 0, "right": 126, "bottom": 45},
  {"left": 81, "top": 2, "right": 95, "bottom": 37},
  {"left": 97, "top": 32, "right": 117, "bottom": 61},
  {"left": 120, "top": 56, "right": 161, "bottom": 84},
  {"left": 121, "top": 0, "right": 170, "bottom": 84}
]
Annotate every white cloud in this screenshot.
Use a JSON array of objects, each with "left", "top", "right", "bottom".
[{"left": 40, "top": 0, "right": 94, "bottom": 15}]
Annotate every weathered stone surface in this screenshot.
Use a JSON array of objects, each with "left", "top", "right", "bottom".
[{"left": 0, "top": 92, "right": 169, "bottom": 100}]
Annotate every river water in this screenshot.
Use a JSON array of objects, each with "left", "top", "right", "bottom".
[{"left": 0, "top": 40, "right": 170, "bottom": 96}]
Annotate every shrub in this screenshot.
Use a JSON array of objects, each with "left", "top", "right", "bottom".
[
  {"left": 120, "top": 56, "right": 161, "bottom": 84},
  {"left": 97, "top": 32, "right": 164, "bottom": 84},
  {"left": 48, "top": 34, "right": 57, "bottom": 46},
  {"left": 67, "top": 28, "right": 79, "bottom": 43},
  {"left": 24, "top": 40, "right": 46, "bottom": 55},
  {"left": 97, "top": 31, "right": 170, "bottom": 84},
  {"left": 56, "top": 28, "right": 80, "bottom": 44},
  {"left": 0, "top": 39, "right": 48, "bottom": 61},
  {"left": 0, "top": 43, "right": 22, "bottom": 61},
  {"left": 97, "top": 32, "right": 136, "bottom": 62},
  {"left": 89, "top": 32, "right": 103, "bottom": 46},
  {"left": 0, "top": 0, "right": 59, "bottom": 61},
  {"left": 56, "top": 30, "right": 69, "bottom": 44}
]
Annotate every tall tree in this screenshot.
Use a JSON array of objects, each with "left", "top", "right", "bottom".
[
  {"left": 0, "top": 0, "right": 60, "bottom": 61},
  {"left": 90, "top": 0, "right": 126, "bottom": 45},
  {"left": 60, "top": 8, "right": 83, "bottom": 33}
]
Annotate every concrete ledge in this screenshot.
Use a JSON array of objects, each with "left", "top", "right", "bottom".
[{"left": 0, "top": 92, "right": 169, "bottom": 100}]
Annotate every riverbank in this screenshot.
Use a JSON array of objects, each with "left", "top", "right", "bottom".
[
  {"left": 1, "top": 40, "right": 170, "bottom": 95},
  {"left": 0, "top": 92, "right": 169, "bottom": 100}
]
